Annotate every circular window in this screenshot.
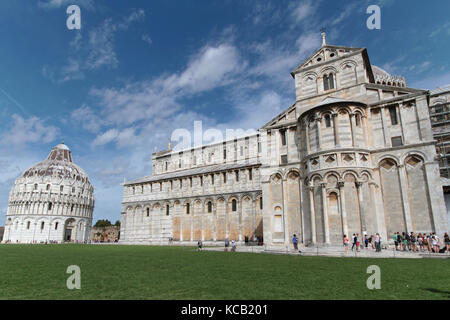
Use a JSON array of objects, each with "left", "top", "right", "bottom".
[
  {"left": 317, "top": 57, "right": 322, "bottom": 62},
  {"left": 330, "top": 53, "right": 335, "bottom": 57}
]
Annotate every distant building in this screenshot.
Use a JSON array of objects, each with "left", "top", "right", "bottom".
[
  {"left": 120, "top": 33, "right": 449, "bottom": 246},
  {"left": 3, "top": 143, "right": 95, "bottom": 243},
  {"left": 90, "top": 226, "right": 120, "bottom": 242}
]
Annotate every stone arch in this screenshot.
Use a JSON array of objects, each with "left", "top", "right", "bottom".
[
  {"left": 404, "top": 154, "right": 433, "bottom": 233},
  {"left": 339, "top": 59, "right": 357, "bottom": 70},
  {"left": 215, "top": 197, "right": 226, "bottom": 240},
  {"left": 325, "top": 172, "right": 339, "bottom": 188},
  {"left": 339, "top": 60, "right": 357, "bottom": 86},
  {"left": 400, "top": 151, "right": 428, "bottom": 164},
  {"left": 320, "top": 65, "right": 338, "bottom": 75},
  {"left": 308, "top": 173, "right": 323, "bottom": 185},
  {"left": 181, "top": 199, "right": 192, "bottom": 241},
  {"left": 193, "top": 199, "right": 203, "bottom": 240},
  {"left": 360, "top": 170, "right": 372, "bottom": 180},
  {"left": 286, "top": 169, "right": 301, "bottom": 241},
  {"left": 378, "top": 157, "right": 405, "bottom": 236},
  {"left": 378, "top": 155, "right": 400, "bottom": 167},
  {"left": 342, "top": 170, "right": 359, "bottom": 180},
  {"left": 241, "top": 195, "right": 253, "bottom": 240},
  {"left": 270, "top": 172, "right": 283, "bottom": 183},
  {"left": 342, "top": 171, "right": 362, "bottom": 237}
]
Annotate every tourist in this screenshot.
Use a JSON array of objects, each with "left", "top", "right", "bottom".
[
  {"left": 393, "top": 232, "right": 399, "bottom": 250},
  {"left": 292, "top": 234, "right": 298, "bottom": 251},
  {"left": 197, "top": 240, "right": 203, "bottom": 251},
  {"left": 410, "top": 232, "right": 417, "bottom": 252},
  {"left": 231, "top": 240, "right": 236, "bottom": 252},
  {"left": 417, "top": 233, "right": 424, "bottom": 252},
  {"left": 444, "top": 232, "right": 450, "bottom": 253},
  {"left": 427, "top": 233, "right": 433, "bottom": 252},
  {"left": 355, "top": 234, "right": 361, "bottom": 252},
  {"left": 343, "top": 235, "right": 349, "bottom": 251},
  {"left": 432, "top": 235, "right": 438, "bottom": 253},
  {"left": 224, "top": 238, "right": 229, "bottom": 251},
  {"left": 364, "top": 235, "right": 369, "bottom": 249},
  {"left": 351, "top": 234, "right": 356, "bottom": 251},
  {"left": 374, "top": 233, "right": 381, "bottom": 252}
]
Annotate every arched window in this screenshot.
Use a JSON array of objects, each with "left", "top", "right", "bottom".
[
  {"left": 27, "top": 221, "right": 30, "bottom": 230},
  {"left": 207, "top": 201, "right": 212, "bottom": 213},
  {"left": 232, "top": 199, "right": 237, "bottom": 212},
  {"left": 60, "top": 185, "right": 64, "bottom": 192},
  {"left": 166, "top": 205, "right": 170, "bottom": 216},
  {"left": 48, "top": 202, "right": 52, "bottom": 211},
  {"left": 34, "top": 184, "right": 38, "bottom": 190},
  {"left": 146, "top": 208, "right": 150, "bottom": 216},
  {"left": 55, "top": 222, "right": 59, "bottom": 230},
  {"left": 186, "top": 203, "right": 190, "bottom": 214},
  {"left": 46, "top": 184, "right": 50, "bottom": 191},
  {"left": 41, "top": 222, "right": 45, "bottom": 230},
  {"left": 355, "top": 113, "right": 361, "bottom": 127},
  {"left": 324, "top": 114, "right": 331, "bottom": 128},
  {"left": 323, "top": 73, "right": 335, "bottom": 91}
]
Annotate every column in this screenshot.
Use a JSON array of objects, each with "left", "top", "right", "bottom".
[
  {"left": 213, "top": 200, "right": 217, "bottom": 241},
  {"left": 379, "top": 107, "right": 390, "bottom": 146},
  {"left": 397, "top": 165, "right": 413, "bottom": 233},
  {"left": 238, "top": 200, "right": 242, "bottom": 242},
  {"left": 305, "top": 119, "right": 311, "bottom": 153},
  {"left": 362, "top": 115, "right": 369, "bottom": 147},
  {"left": 321, "top": 183, "right": 330, "bottom": 244},
  {"left": 316, "top": 116, "right": 323, "bottom": 150},
  {"left": 332, "top": 112, "right": 340, "bottom": 147},
  {"left": 308, "top": 185, "right": 317, "bottom": 244},
  {"left": 398, "top": 103, "right": 407, "bottom": 144},
  {"left": 350, "top": 113, "right": 357, "bottom": 147},
  {"left": 356, "top": 181, "right": 367, "bottom": 234},
  {"left": 338, "top": 181, "right": 348, "bottom": 237}
]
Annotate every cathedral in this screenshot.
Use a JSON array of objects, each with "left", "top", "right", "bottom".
[
  {"left": 120, "top": 33, "right": 450, "bottom": 246},
  {"left": 3, "top": 143, "right": 94, "bottom": 243}
]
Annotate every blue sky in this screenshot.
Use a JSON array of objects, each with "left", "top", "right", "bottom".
[{"left": 0, "top": 0, "right": 449, "bottom": 224}]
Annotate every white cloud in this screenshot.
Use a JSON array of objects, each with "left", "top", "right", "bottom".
[
  {"left": 142, "top": 34, "right": 153, "bottom": 46},
  {"left": 92, "top": 129, "right": 119, "bottom": 147},
  {"left": 44, "top": 9, "right": 146, "bottom": 83},
  {"left": 291, "top": 1, "right": 316, "bottom": 23},
  {"left": 0, "top": 114, "right": 59, "bottom": 146},
  {"left": 70, "top": 105, "right": 102, "bottom": 133}
]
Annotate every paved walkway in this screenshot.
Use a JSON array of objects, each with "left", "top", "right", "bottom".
[{"left": 203, "top": 245, "right": 450, "bottom": 259}]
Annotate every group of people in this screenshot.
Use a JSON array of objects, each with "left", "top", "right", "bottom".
[
  {"left": 341, "top": 231, "right": 450, "bottom": 254},
  {"left": 393, "top": 232, "right": 450, "bottom": 253},
  {"left": 343, "top": 233, "right": 383, "bottom": 252},
  {"left": 224, "top": 238, "right": 237, "bottom": 252}
]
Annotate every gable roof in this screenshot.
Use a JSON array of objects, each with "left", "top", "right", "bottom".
[{"left": 291, "top": 45, "right": 366, "bottom": 77}]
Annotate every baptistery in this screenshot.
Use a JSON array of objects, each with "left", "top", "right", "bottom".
[{"left": 3, "top": 143, "right": 94, "bottom": 243}]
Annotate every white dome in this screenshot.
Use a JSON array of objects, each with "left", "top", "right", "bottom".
[{"left": 3, "top": 143, "right": 95, "bottom": 244}]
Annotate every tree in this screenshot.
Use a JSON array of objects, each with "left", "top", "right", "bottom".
[
  {"left": 94, "top": 219, "right": 112, "bottom": 228},
  {"left": 114, "top": 220, "right": 121, "bottom": 227}
]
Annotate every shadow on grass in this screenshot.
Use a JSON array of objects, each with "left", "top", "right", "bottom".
[{"left": 423, "top": 288, "right": 450, "bottom": 298}]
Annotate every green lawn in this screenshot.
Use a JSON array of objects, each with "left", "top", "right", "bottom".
[{"left": 0, "top": 244, "right": 448, "bottom": 300}]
